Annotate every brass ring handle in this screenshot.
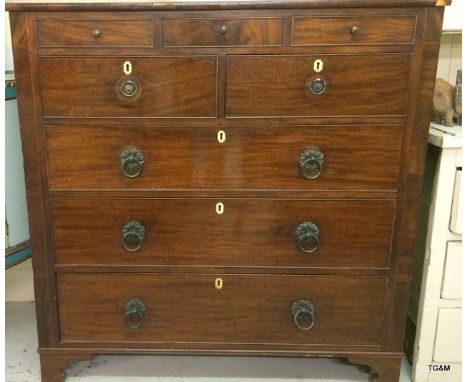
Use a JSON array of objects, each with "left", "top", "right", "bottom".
[
  {"left": 298, "top": 147, "right": 324, "bottom": 180},
  {"left": 120, "top": 79, "right": 138, "bottom": 97},
  {"left": 295, "top": 222, "right": 320, "bottom": 254},
  {"left": 309, "top": 78, "right": 326, "bottom": 95},
  {"left": 291, "top": 299, "right": 316, "bottom": 331},
  {"left": 124, "top": 298, "right": 147, "bottom": 329},
  {"left": 121, "top": 220, "right": 146, "bottom": 252},
  {"left": 350, "top": 25, "right": 360, "bottom": 35},
  {"left": 120, "top": 147, "right": 144, "bottom": 178}
]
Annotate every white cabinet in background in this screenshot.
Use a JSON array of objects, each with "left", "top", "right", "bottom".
[
  {"left": 412, "top": 124, "right": 462, "bottom": 382},
  {"left": 442, "top": 0, "right": 462, "bottom": 31}
]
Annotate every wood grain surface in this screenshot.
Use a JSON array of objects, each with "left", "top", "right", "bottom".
[
  {"left": 163, "top": 17, "right": 282, "bottom": 47},
  {"left": 39, "top": 56, "right": 218, "bottom": 117},
  {"left": 46, "top": 125, "right": 402, "bottom": 191},
  {"left": 36, "top": 18, "right": 155, "bottom": 47},
  {"left": 57, "top": 273, "right": 387, "bottom": 346},
  {"left": 52, "top": 198, "right": 396, "bottom": 269},
  {"left": 7, "top": 4, "right": 446, "bottom": 381},
  {"left": 6, "top": 0, "right": 449, "bottom": 12},
  {"left": 292, "top": 15, "right": 416, "bottom": 45},
  {"left": 226, "top": 54, "right": 412, "bottom": 117}
]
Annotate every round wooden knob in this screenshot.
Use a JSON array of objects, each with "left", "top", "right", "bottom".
[
  {"left": 220, "top": 25, "right": 229, "bottom": 35},
  {"left": 350, "top": 26, "right": 360, "bottom": 35}
]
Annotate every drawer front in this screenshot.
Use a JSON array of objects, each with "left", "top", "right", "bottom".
[
  {"left": 39, "top": 56, "right": 217, "bottom": 118},
  {"left": 57, "top": 273, "right": 386, "bottom": 346},
  {"left": 291, "top": 16, "right": 416, "bottom": 46},
  {"left": 433, "top": 309, "right": 462, "bottom": 362},
  {"left": 36, "top": 19, "right": 155, "bottom": 47},
  {"left": 52, "top": 198, "right": 395, "bottom": 269},
  {"left": 441, "top": 241, "right": 462, "bottom": 300},
  {"left": 46, "top": 125, "right": 402, "bottom": 191},
  {"left": 226, "top": 54, "right": 411, "bottom": 117},
  {"left": 163, "top": 18, "right": 282, "bottom": 47}
]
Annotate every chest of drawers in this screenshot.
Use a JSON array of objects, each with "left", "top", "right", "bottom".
[{"left": 7, "top": 1, "right": 448, "bottom": 381}]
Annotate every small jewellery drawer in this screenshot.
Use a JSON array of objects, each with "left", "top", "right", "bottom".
[
  {"left": 291, "top": 15, "right": 416, "bottom": 46},
  {"left": 52, "top": 198, "right": 395, "bottom": 269},
  {"left": 46, "top": 125, "right": 402, "bottom": 191},
  {"left": 38, "top": 56, "right": 217, "bottom": 118},
  {"left": 57, "top": 273, "right": 387, "bottom": 346},
  {"left": 162, "top": 17, "right": 283, "bottom": 47},
  {"left": 226, "top": 54, "right": 411, "bottom": 117},
  {"left": 36, "top": 19, "right": 155, "bottom": 47}
]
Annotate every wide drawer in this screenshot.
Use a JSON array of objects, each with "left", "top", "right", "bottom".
[
  {"left": 57, "top": 273, "right": 387, "bottom": 346},
  {"left": 291, "top": 15, "right": 416, "bottom": 46},
  {"left": 36, "top": 19, "right": 155, "bottom": 47},
  {"left": 52, "top": 198, "right": 395, "bottom": 269},
  {"left": 39, "top": 56, "right": 217, "bottom": 118},
  {"left": 162, "top": 17, "right": 282, "bottom": 47},
  {"left": 226, "top": 54, "right": 411, "bottom": 117},
  {"left": 46, "top": 125, "right": 402, "bottom": 191}
]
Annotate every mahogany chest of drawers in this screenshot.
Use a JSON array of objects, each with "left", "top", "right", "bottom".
[{"left": 7, "top": 1, "right": 448, "bottom": 381}]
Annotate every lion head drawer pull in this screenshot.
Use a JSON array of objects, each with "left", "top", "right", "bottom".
[
  {"left": 295, "top": 222, "right": 320, "bottom": 254},
  {"left": 298, "top": 147, "right": 324, "bottom": 179},
  {"left": 120, "top": 147, "right": 144, "bottom": 178},
  {"left": 291, "top": 299, "right": 316, "bottom": 331},
  {"left": 124, "top": 298, "right": 147, "bottom": 329},
  {"left": 121, "top": 220, "right": 146, "bottom": 252}
]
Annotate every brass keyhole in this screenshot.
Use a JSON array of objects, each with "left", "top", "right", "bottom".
[
  {"left": 313, "top": 59, "right": 324, "bottom": 73},
  {"left": 215, "top": 278, "right": 223, "bottom": 289},
  {"left": 217, "top": 130, "right": 226, "bottom": 144},
  {"left": 123, "top": 61, "right": 132, "bottom": 75},
  {"left": 216, "top": 202, "right": 224, "bottom": 215}
]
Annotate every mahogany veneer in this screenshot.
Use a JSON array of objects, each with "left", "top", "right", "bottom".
[
  {"left": 7, "top": 1, "right": 448, "bottom": 381},
  {"left": 46, "top": 125, "right": 403, "bottom": 190}
]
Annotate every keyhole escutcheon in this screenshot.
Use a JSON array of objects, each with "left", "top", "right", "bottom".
[
  {"left": 216, "top": 202, "right": 224, "bottom": 215},
  {"left": 215, "top": 278, "right": 223, "bottom": 289},
  {"left": 123, "top": 61, "right": 133, "bottom": 75},
  {"left": 217, "top": 130, "right": 226, "bottom": 143},
  {"left": 314, "top": 59, "right": 324, "bottom": 73}
]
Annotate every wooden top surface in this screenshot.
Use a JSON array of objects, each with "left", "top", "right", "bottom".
[{"left": 6, "top": 0, "right": 451, "bottom": 12}]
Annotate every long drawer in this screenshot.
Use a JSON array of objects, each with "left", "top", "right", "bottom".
[
  {"left": 226, "top": 54, "right": 411, "bottom": 117},
  {"left": 39, "top": 56, "right": 218, "bottom": 118},
  {"left": 52, "top": 198, "right": 395, "bottom": 269},
  {"left": 57, "top": 273, "right": 387, "bottom": 346},
  {"left": 46, "top": 125, "right": 402, "bottom": 191}
]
